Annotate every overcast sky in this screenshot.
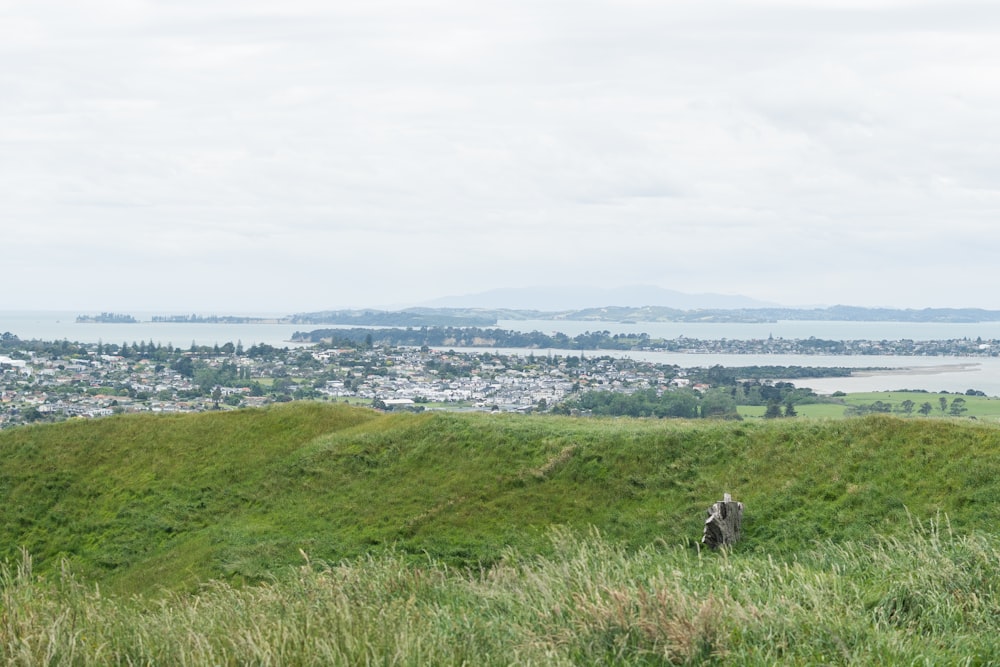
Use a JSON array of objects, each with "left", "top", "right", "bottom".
[{"left": 3, "top": 0, "right": 999, "bottom": 312}]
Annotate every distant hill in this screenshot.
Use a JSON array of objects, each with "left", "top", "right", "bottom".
[
  {"left": 3, "top": 403, "right": 1000, "bottom": 595},
  {"left": 421, "top": 285, "right": 779, "bottom": 311}
]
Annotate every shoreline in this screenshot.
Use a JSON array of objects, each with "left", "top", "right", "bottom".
[{"left": 849, "top": 363, "right": 981, "bottom": 378}]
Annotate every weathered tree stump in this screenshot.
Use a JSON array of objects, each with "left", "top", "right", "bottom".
[{"left": 702, "top": 493, "right": 743, "bottom": 549}]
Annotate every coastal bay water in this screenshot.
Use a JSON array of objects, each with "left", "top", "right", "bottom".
[
  {"left": 4, "top": 311, "right": 1000, "bottom": 395},
  {"left": 494, "top": 320, "right": 1000, "bottom": 395},
  {"left": 7, "top": 312, "right": 1000, "bottom": 348},
  {"left": 0, "top": 311, "right": 313, "bottom": 349}
]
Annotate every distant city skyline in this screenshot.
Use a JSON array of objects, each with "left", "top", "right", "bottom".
[{"left": 4, "top": 1, "right": 999, "bottom": 312}]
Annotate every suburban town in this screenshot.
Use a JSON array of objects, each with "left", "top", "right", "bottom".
[
  {"left": 0, "top": 335, "right": 708, "bottom": 428},
  {"left": 2, "top": 328, "right": 997, "bottom": 429}
]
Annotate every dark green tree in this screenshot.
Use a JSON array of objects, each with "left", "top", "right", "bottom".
[
  {"left": 700, "top": 388, "right": 739, "bottom": 419},
  {"left": 171, "top": 356, "right": 195, "bottom": 378}
]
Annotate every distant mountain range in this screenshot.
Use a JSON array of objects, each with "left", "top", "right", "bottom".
[
  {"left": 291, "top": 303, "right": 1000, "bottom": 328},
  {"left": 420, "top": 285, "right": 779, "bottom": 311},
  {"left": 281, "top": 286, "right": 1000, "bottom": 327}
]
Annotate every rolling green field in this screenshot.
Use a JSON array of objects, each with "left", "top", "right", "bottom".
[
  {"left": 738, "top": 402, "right": 847, "bottom": 419},
  {"left": 739, "top": 390, "right": 1000, "bottom": 421},
  {"left": 842, "top": 391, "right": 1000, "bottom": 419},
  {"left": 4, "top": 403, "right": 1000, "bottom": 664}
]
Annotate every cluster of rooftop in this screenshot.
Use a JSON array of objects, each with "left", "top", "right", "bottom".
[{"left": 0, "top": 338, "right": 697, "bottom": 428}]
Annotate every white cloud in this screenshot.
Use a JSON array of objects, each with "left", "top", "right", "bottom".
[{"left": 2, "top": 0, "right": 999, "bottom": 311}]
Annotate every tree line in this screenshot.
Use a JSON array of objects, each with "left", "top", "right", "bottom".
[{"left": 556, "top": 379, "right": 821, "bottom": 420}]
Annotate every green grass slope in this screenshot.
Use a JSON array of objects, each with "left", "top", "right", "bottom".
[{"left": 3, "top": 403, "right": 1000, "bottom": 594}]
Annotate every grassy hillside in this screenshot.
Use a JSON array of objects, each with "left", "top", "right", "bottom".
[{"left": 3, "top": 402, "right": 1000, "bottom": 596}]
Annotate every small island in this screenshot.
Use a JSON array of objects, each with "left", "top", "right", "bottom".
[{"left": 76, "top": 312, "right": 138, "bottom": 323}]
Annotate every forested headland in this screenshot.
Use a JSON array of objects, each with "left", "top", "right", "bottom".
[{"left": 292, "top": 324, "right": 998, "bottom": 356}]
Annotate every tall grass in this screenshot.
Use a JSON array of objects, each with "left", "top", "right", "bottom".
[
  {"left": 4, "top": 522, "right": 1000, "bottom": 665},
  {"left": 6, "top": 406, "right": 1000, "bottom": 594}
]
